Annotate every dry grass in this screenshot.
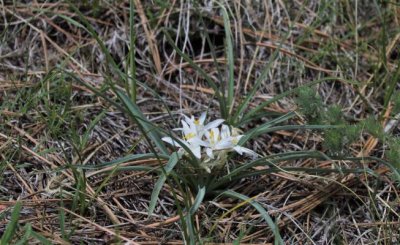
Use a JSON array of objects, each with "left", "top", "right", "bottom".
[{"left": 0, "top": 1, "right": 399, "bottom": 244}]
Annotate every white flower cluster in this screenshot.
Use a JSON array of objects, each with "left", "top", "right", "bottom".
[{"left": 162, "top": 112, "right": 257, "bottom": 171}]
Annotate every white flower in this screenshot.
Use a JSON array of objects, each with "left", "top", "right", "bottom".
[
  {"left": 162, "top": 113, "right": 257, "bottom": 165},
  {"left": 176, "top": 112, "right": 224, "bottom": 138},
  {"left": 162, "top": 112, "right": 214, "bottom": 159},
  {"left": 204, "top": 125, "right": 257, "bottom": 159}
]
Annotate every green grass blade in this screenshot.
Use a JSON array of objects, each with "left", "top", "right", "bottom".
[
  {"left": 240, "top": 77, "right": 359, "bottom": 124},
  {"left": 148, "top": 152, "right": 181, "bottom": 215},
  {"left": 243, "top": 111, "right": 296, "bottom": 137},
  {"left": 30, "top": 231, "right": 52, "bottom": 245},
  {"left": 162, "top": 29, "right": 227, "bottom": 118},
  {"left": 239, "top": 124, "right": 341, "bottom": 146},
  {"left": 67, "top": 2, "right": 124, "bottom": 81},
  {"left": 81, "top": 110, "right": 106, "bottom": 149},
  {"left": 221, "top": 190, "right": 283, "bottom": 244},
  {"left": 189, "top": 186, "right": 206, "bottom": 216},
  {"left": 116, "top": 90, "right": 168, "bottom": 155},
  {"left": 15, "top": 224, "right": 32, "bottom": 245},
  {"left": 74, "top": 153, "right": 167, "bottom": 170},
  {"left": 382, "top": 59, "right": 400, "bottom": 117},
  {"left": 232, "top": 35, "right": 290, "bottom": 124},
  {"left": 184, "top": 186, "right": 205, "bottom": 244},
  {"left": 1, "top": 201, "right": 22, "bottom": 244},
  {"left": 59, "top": 198, "right": 66, "bottom": 240},
  {"left": 129, "top": 0, "right": 137, "bottom": 102},
  {"left": 216, "top": 3, "right": 234, "bottom": 116}
]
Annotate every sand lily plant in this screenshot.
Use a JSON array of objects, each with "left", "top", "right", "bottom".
[{"left": 162, "top": 113, "right": 257, "bottom": 172}]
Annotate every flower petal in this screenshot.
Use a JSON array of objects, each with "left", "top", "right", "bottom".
[
  {"left": 190, "top": 145, "right": 202, "bottom": 159},
  {"left": 190, "top": 137, "right": 210, "bottom": 147},
  {"left": 199, "top": 112, "right": 207, "bottom": 125},
  {"left": 233, "top": 146, "right": 258, "bottom": 158},
  {"left": 221, "top": 124, "right": 230, "bottom": 139},
  {"left": 214, "top": 138, "right": 234, "bottom": 150},
  {"left": 182, "top": 119, "right": 191, "bottom": 128},
  {"left": 206, "top": 147, "right": 214, "bottom": 159},
  {"left": 162, "top": 137, "right": 180, "bottom": 147},
  {"left": 183, "top": 114, "right": 192, "bottom": 123},
  {"left": 204, "top": 119, "right": 225, "bottom": 131}
]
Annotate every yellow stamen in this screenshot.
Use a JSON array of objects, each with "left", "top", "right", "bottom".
[
  {"left": 231, "top": 138, "right": 238, "bottom": 144},
  {"left": 194, "top": 119, "right": 200, "bottom": 125},
  {"left": 209, "top": 130, "right": 215, "bottom": 144},
  {"left": 184, "top": 132, "right": 196, "bottom": 140}
]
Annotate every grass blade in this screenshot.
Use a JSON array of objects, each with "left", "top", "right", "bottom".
[
  {"left": 15, "top": 224, "right": 32, "bottom": 245},
  {"left": 186, "top": 186, "right": 205, "bottom": 245},
  {"left": 239, "top": 124, "right": 341, "bottom": 146},
  {"left": 220, "top": 190, "right": 283, "bottom": 244},
  {"left": 148, "top": 152, "right": 181, "bottom": 215},
  {"left": 74, "top": 153, "right": 168, "bottom": 170},
  {"left": 116, "top": 90, "right": 168, "bottom": 155},
  {"left": 1, "top": 201, "right": 22, "bottom": 244},
  {"left": 128, "top": 0, "right": 137, "bottom": 101},
  {"left": 189, "top": 186, "right": 206, "bottom": 216},
  {"left": 216, "top": 3, "right": 235, "bottom": 116},
  {"left": 240, "top": 77, "right": 359, "bottom": 124},
  {"left": 162, "top": 29, "right": 227, "bottom": 118}
]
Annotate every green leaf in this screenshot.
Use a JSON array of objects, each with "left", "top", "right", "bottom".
[
  {"left": 239, "top": 124, "right": 341, "bottom": 146},
  {"left": 81, "top": 110, "right": 106, "bottom": 149},
  {"left": 185, "top": 186, "right": 206, "bottom": 244},
  {"left": 128, "top": 0, "right": 137, "bottom": 102},
  {"left": 116, "top": 90, "right": 168, "bottom": 155},
  {"left": 189, "top": 186, "right": 206, "bottom": 216},
  {"left": 14, "top": 224, "right": 32, "bottom": 245},
  {"left": 148, "top": 152, "right": 182, "bottom": 215},
  {"left": 1, "top": 201, "right": 22, "bottom": 244},
  {"left": 30, "top": 231, "right": 52, "bottom": 245},
  {"left": 232, "top": 39, "right": 288, "bottom": 124},
  {"left": 217, "top": 3, "right": 235, "bottom": 115},
  {"left": 75, "top": 153, "right": 168, "bottom": 170},
  {"left": 241, "top": 111, "right": 296, "bottom": 142},
  {"left": 240, "top": 77, "right": 359, "bottom": 125},
  {"left": 161, "top": 29, "right": 227, "bottom": 118},
  {"left": 220, "top": 190, "right": 283, "bottom": 244}
]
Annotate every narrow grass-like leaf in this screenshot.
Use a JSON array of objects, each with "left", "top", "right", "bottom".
[
  {"left": 216, "top": 2, "right": 234, "bottom": 116},
  {"left": 80, "top": 110, "right": 106, "bottom": 150},
  {"left": 55, "top": 13, "right": 87, "bottom": 30},
  {"left": 74, "top": 153, "right": 168, "bottom": 170},
  {"left": 189, "top": 186, "right": 206, "bottom": 216},
  {"left": 382, "top": 59, "right": 400, "bottom": 116},
  {"left": 243, "top": 111, "right": 296, "bottom": 137},
  {"left": 220, "top": 190, "right": 283, "bottom": 244},
  {"left": 128, "top": 0, "right": 137, "bottom": 101},
  {"left": 237, "top": 110, "right": 289, "bottom": 127},
  {"left": 116, "top": 90, "right": 168, "bottom": 155},
  {"left": 212, "top": 153, "right": 387, "bottom": 191},
  {"left": 59, "top": 197, "right": 66, "bottom": 240},
  {"left": 233, "top": 167, "right": 379, "bottom": 180},
  {"left": 1, "top": 201, "right": 22, "bottom": 244},
  {"left": 240, "top": 77, "right": 359, "bottom": 124},
  {"left": 148, "top": 152, "right": 182, "bottom": 215},
  {"left": 162, "top": 29, "right": 227, "bottom": 118},
  {"left": 232, "top": 35, "right": 291, "bottom": 124},
  {"left": 29, "top": 231, "right": 52, "bottom": 245},
  {"left": 67, "top": 3, "right": 125, "bottom": 80},
  {"left": 239, "top": 124, "right": 341, "bottom": 146},
  {"left": 15, "top": 224, "right": 32, "bottom": 245}
]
